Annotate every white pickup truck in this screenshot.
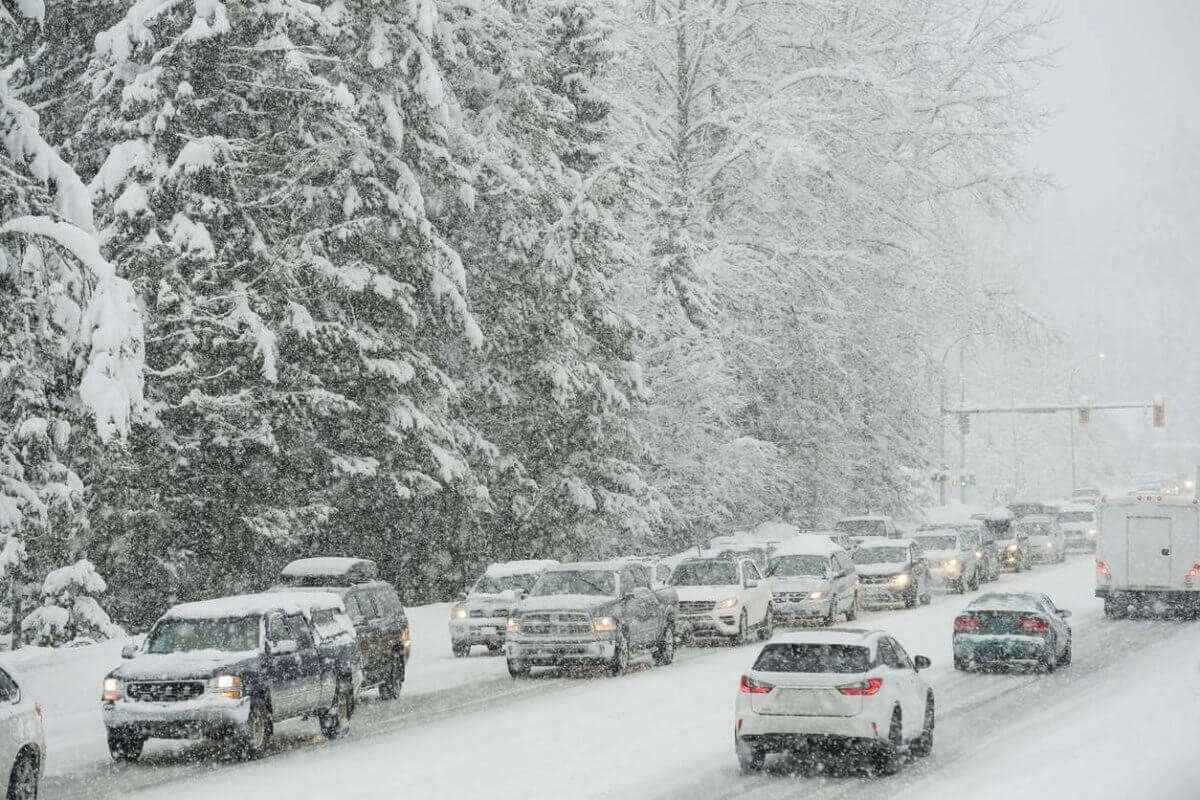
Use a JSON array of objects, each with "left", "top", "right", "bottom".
[{"left": 1096, "top": 495, "right": 1200, "bottom": 617}]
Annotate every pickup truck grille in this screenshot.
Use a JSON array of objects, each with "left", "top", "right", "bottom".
[
  {"left": 857, "top": 574, "right": 896, "bottom": 585},
  {"left": 679, "top": 601, "right": 715, "bottom": 614},
  {"left": 520, "top": 612, "right": 593, "bottom": 636},
  {"left": 126, "top": 681, "right": 205, "bottom": 702},
  {"left": 773, "top": 592, "right": 816, "bottom": 603}
]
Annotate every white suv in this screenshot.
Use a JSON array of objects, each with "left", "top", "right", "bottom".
[
  {"left": 0, "top": 664, "right": 45, "bottom": 799},
  {"left": 734, "top": 629, "right": 934, "bottom": 775},
  {"left": 671, "top": 557, "right": 773, "bottom": 644}
]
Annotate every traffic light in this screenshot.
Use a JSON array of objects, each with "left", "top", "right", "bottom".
[
  {"left": 1153, "top": 397, "right": 1167, "bottom": 428},
  {"left": 1078, "top": 407, "right": 1090, "bottom": 425}
]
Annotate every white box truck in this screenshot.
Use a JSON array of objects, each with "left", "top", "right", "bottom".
[{"left": 1095, "top": 494, "right": 1200, "bottom": 618}]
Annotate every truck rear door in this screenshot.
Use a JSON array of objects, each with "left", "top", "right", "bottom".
[{"left": 1127, "top": 516, "right": 1173, "bottom": 588}]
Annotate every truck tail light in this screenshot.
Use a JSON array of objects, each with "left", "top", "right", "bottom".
[
  {"left": 739, "top": 675, "right": 773, "bottom": 694},
  {"left": 1186, "top": 563, "right": 1200, "bottom": 586},
  {"left": 1096, "top": 559, "right": 1111, "bottom": 582},
  {"left": 837, "top": 678, "right": 883, "bottom": 696}
]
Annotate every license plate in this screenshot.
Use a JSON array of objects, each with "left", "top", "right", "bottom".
[{"left": 477, "top": 626, "right": 497, "bottom": 635}]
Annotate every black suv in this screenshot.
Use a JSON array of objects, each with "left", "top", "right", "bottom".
[
  {"left": 275, "top": 558, "right": 411, "bottom": 699},
  {"left": 102, "top": 592, "right": 360, "bottom": 761}
]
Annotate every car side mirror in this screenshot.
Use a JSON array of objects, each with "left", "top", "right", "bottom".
[
  {"left": 270, "top": 639, "right": 299, "bottom": 656},
  {"left": 744, "top": 579, "right": 758, "bottom": 589},
  {"left": 121, "top": 643, "right": 139, "bottom": 659},
  {"left": 913, "top": 655, "right": 931, "bottom": 671},
  {"left": 1057, "top": 608, "right": 1071, "bottom": 618}
]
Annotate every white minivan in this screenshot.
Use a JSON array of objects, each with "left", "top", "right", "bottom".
[{"left": 1096, "top": 495, "right": 1200, "bottom": 617}]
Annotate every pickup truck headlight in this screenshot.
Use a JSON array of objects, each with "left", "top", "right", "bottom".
[
  {"left": 889, "top": 574, "right": 911, "bottom": 588},
  {"left": 717, "top": 597, "right": 740, "bottom": 610},
  {"left": 208, "top": 674, "right": 243, "bottom": 700},
  {"left": 592, "top": 616, "right": 618, "bottom": 633},
  {"left": 451, "top": 604, "right": 468, "bottom": 620},
  {"left": 101, "top": 677, "right": 123, "bottom": 702},
  {"left": 506, "top": 617, "right": 520, "bottom": 635}
]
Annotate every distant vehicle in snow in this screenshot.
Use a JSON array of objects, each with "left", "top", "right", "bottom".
[
  {"left": 102, "top": 593, "right": 357, "bottom": 762},
  {"left": 1057, "top": 503, "right": 1099, "bottom": 551},
  {"left": 911, "top": 529, "right": 984, "bottom": 593},
  {"left": 504, "top": 561, "right": 677, "bottom": 677},
  {"left": 448, "top": 560, "right": 558, "bottom": 657},
  {"left": 852, "top": 538, "right": 931, "bottom": 609},
  {"left": 274, "top": 557, "right": 411, "bottom": 700},
  {"left": 1096, "top": 495, "right": 1200, "bottom": 618},
  {"left": 918, "top": 519, "right": 999, "bottom": 582},
  {"left": 735, "top": 629, "right": 934, "bottom": 776},
  {"left": 670, "top": 557, "right": 773, "bottom": 644},
  {"left": 835, "top": 515, "right": 900, "bottom": 545},
  {"left": 765, "top": 536, "right": 859, "bottom": 626},
  {"left": 0, "top": 664, "right": 44, "bottom": 800},
  {"left": 705, "top": 539, "right": 772, "bottom": 571},
  {"left": 1013, "top": 515, "right": 1066, "bottom": 564},
  {"left": 953, "top": 591, "right": 1072, "bottom": 672},
  {"left": 1070, "top": 486, "right": 1102, "bottom": 505}
]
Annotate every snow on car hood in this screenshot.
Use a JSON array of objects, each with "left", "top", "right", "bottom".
[
  {"left": 672, "top": 584, "right": 739, "bottom": 602},
  {"left": 466, "top": 590, "right": 522, "bottom": 610},
  {"left": 855, "top": 562, "right": 908, "bottom": 577},
  {"left": 768, "top": 576, "right": 829, "bottom": 593},
  {"left": 116, "top": 649, "right": 259, "bottom": 681},
  {"left": 517, "top": 594, "right": 613, "bottom": 613},
  {"left": 923, "top": 549, "right": 958, "bottom": 563}
]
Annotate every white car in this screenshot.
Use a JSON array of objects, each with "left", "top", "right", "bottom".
[
  {"left": 1014, "top": 515, "right": 1066, "bottom": 564},
  {"left": 670, "top": 557, "right": 773, "bottom": 644},
  {"left": 0, "top": 664, "right": 45, "bottom": 800},
  {"left": 734, "top": 629, "right": 934, "bottom": 776},
  {"left": 852, "top": 537, "right": 932, "bottom": 609},
  {"left": 1057, "top": 503, "right": 1098, "bottom": 551},
  {"left": 450, "top": 560, "right": 558, "bottom": 656},
  {"left": 765, "top": 536, "right": 859, "bottom": 625}
]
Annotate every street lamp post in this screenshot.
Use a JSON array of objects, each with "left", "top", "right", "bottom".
[
  {"left": 939, "top": 332, "right": 983, "bottom": 506},
  {"left": 1068, "top": 367, "right": 1080, "bottom": 494}
]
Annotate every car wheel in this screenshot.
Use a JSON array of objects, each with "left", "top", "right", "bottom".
[
  {"left": 903, "top": 587, "right": 917, "bottom": 609},
  {"left": 378, "top": 660, "right": 404, "bottom": 700},
  {"left": 910, "top": 695, "right": 935, "bottom": 758},
  {"left": 610, "top": 629, "right": 631, "bottom": 676},
  {"left": 759, "top": 606, "right": 774, "bottom": 640},
  {"left": 234, "top": 701, "right": 271, "bottom": 761},
  {"left": 845, "top": 597, "right": 858, "bottom": 622},
  {"left": 1040, "top": 639, "right": 1058, "bottom": 674},
  {"left": 451, "top": 642, "right": 471, "bottom": 658},
  {"left": 106, "top": 728, "right": 145, "bottom": 763},
  {"left": 1060, "top": 637, "right": 1072, "bottom": 667},
  {"left": 953, "top": 656, "right": 969, "bottom": 672},
  {"left": 823, "top": 601, "right": 836, "bottom": 627},
  {"left": 7, "top": 751, "right": 37, "bottom": 800},
  {"left": 319, "top": 683, "right": 353, "bottom": 740},
  {"left": 872, "top": 708, "right": 903, "bottom": 775},
  {"left": 1104, "top": 597, "right": 1126, "bottom": 619},
  {"left": 507, "top": 658, "right": 530, "bottom": 679},
  {"left": 954, "top": 576, "right": 966, "bottom": 594},
  {"left": 653, "top": 622, "right": 676, "bottom": 666},
  {"left": 735, "top": 737, "right": 765, "bottom": 773},
  {"left": 736, "top": 610, "right": 751, "bottom": 645}
]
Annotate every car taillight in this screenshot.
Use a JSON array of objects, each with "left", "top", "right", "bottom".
[
  {"left": 837, "top": 677, "right": 883, "bottom": 696},
  {"left": 1096, "top": 559, "right": 1111, "bottom": 581},
  {"left": 1017, "top": 617, "right": 1048, "bottom": 633},
  {"left": 740, "top": 675, "right": 773, "bottom": 694},
  {"left": 1186, "top": 563, "right": 1200, "bottom": 585},
  {"left": 35, "top": 704, "right": 42, "bottom": 721},
  {"left": 954, "top": 615, "right": 980, "bottom": 632}
]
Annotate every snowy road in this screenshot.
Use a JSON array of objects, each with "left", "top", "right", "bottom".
[{"left": 46, "top": 556, "right": 1200, "bottom": 800}]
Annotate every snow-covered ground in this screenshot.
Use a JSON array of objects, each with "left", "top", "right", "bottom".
[{"left": 33, "top": 554, "right": 1200, "bottom": 800}]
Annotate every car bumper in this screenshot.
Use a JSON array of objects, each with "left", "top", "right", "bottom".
[
  {"left": 450, "top": 620, "right": 509, "bottom": 646},
  {"left": 738, "top": 713, "right": 884, "bottom": 742},
  {"left": 929, "top": 567, "right": 965, "bottom": 584},
  {"left": 857, "top": 585, "right": 908, "bottom": 606},
  {"left": 679, "top": 612, "right": 740, "bottom": 637},
  {"left": 771, "top": 599, "right": 830, "bottom": 623},
  {"left": 505, "top": 638, "right": 616, "bottom": 665},
  {"left": 103, "top": 696, "right": 251, "bottom": 739},
  {"left": 954, "top": 634, "right": 1049, "bottom": 663}
]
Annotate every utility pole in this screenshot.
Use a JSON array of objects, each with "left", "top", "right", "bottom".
[
  {"left": 959, "top": 345, "right": 967, "bottom": 504},
  {"left": 1068, "top": 367, "right": 1080, "bottom": 494}
]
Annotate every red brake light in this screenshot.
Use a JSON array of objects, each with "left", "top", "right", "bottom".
[
  {"left": 34, "top": 703, "right": 42, "bottom": 721},
  {"left": 1096, "top": 559, "right": 1111, "bottom": 580},
  {"left": 837, "top": 677, "right": 883, "bottom": 696},
  {"left": 1186, "top": 563, "right": 1200, "bottom": 585},
  {"left": 954, "top": 615, "right": 981, "bottom": 632},
  {"left": 740, "top": 675, "right": 773, "bottom": 694},
  {"left": 1017, "top": 617, "right": 1048, "bottom": 633}
]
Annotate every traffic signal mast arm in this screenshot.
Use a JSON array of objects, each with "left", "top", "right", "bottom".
[{"left": 944, "top": 398, "right": 1167, "bottom": 427}]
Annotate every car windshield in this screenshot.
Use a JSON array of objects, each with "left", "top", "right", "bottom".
[
  {"left": 531, "top": 570, "right": 616, "bottom": 597},
  {"left": 670, "top": 561, "right": 738, "bottom": 586},
  {"left": 753, "top": 643, "right": 871, "bottom": 673},
  {"left": 146, "top": 617, "right": 260, "bottom": 654},
  {"left": 1058, "top": 512, "right": 1094, "bottom": 524},
  {"left": 836, "top": 519, "right": 886, "bottom": 537},
  {"left": 766, "top": 555, "right": 829, "bottom": 578},
  {"left": 914, "top": 535, "right": 957, "bottom": 551},
  {"left": 852, "top": 547, "right": 908, "bottom": 564},
  {"left": 475, "top": 573, "right": 538, "bottom": 593},
  {"left": 1015, "top": 522, "right": 1048, "bottom": 536}
]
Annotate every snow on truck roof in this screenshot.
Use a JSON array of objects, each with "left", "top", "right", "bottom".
[
  {"left": 485, "top": 560, "right": 559, "bottom": 577},
  {"left": 164, "top": 592, "right": 345, "bottom": 620},
  {"left": 281, "top": 557, "right": 378, "bottom": 580}
]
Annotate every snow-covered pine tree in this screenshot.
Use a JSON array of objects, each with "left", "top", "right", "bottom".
[{"left": 22, "top": 558, "right": 123, "bottom": 646}]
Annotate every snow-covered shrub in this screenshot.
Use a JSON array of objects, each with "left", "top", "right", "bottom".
[{"left": 22, "top": 559, "right": 123, "bottom": 646}]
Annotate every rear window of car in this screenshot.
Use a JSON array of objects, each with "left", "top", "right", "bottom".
[{"left": 753, "top": 643, "right": 872, "bottom": 673}]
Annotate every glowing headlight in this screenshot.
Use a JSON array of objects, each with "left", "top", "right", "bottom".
[
  {"left": 1007, "top": 544, "right": 1019, "bottom": 553},
  {"left": 889, "top": 574, "right": 911, "bottom": 587},
  {"left": 506, "top": 617, "right": 520, "bottom": 635},
  {"left": 809, "top": 591, "right": 826, "bottom": 600},
  {"left": 945, "top": 558, "right": 961, "bottom": 572},
  {"left": 592, "top": 615, "right": 618, "bottom": 633},
  {"left": 208, "top": 674, "right": 243, "bottom": 699},
  {"left": 1045, "top": 542, "right": 1053, "bottom": 548},
  {"left": 717, "top": 597, "right": 740, "bottom": 610},
  {"left": 101, "top": 677, "right": 123, "bottom": 702},
  {"left": 975, "top": 551, "right": 983, "bottom": 559},
  {"left": 1088, "top": 529, "right": 1097, "bottom": 536},
  {"left": 451, "top": 604, "right": 468, "bottom": 620}
]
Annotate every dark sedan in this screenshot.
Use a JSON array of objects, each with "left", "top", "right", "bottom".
[{"left": 953, "top": 592, "right": 1072, "bottom": 672}]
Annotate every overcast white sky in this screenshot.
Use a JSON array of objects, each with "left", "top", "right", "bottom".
[{"left": 1011, "top": 0, "right": 1200, "bottom": 447}]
